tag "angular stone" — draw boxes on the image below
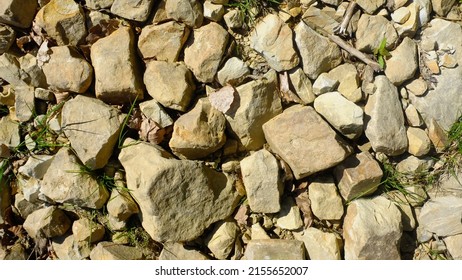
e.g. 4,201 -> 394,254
394,2 -> 419,37
159,242 -> 210,260
241,149 -> 282,213
276,196 -> 303,230
294,21 -> 342,79
107,188 -> 139,221
243,239 -> 305,260
396,155 -> 433,174
415,0 -> 433,25
429,171 -> 462,199
139,100 -> 173,128
18,54 -> 47,88
356,15 -> 398,53
309,175 -> 344,220
41,148 -> 110,209
251,223 -> 270,240
52,234 -> 91,260
86,0 -> 114,9
385,37 -> 418,86
407,127 -> 431,157
391,7 -> 410,24
42,46 -> 93,93
226,70 -> 282,151
428,119 -> 450,152
356,0 -> 386,14
90,242 -> 144,260
14,86 -> 35,122
263,105 -> 351,180
35,0 -> 87,46
444,234 -> 462,260
344,196 -> 402,260
0,53 -> 26,87
405,104 -> 424,127
62,95 -> 122,170
312,73 -> 338,95
223,9 -> 243,29
217,57 -> 250,86
314,91 -> 364,139
91,26 -> 143,104
119,139 -> 239,242
418,196 -> 462,237
184,22 -> 228,83
294,227 -> 342,260
203,1 -> 224,21
288,67 -> 315,105
301,6 -> 339,35
144,60 -> 195,112
0,116 -> 20,148
72,218 -> 105,243
405,78 -> 427,96
364,76 -> 408,156
14,192 -> 43,220
432,0 -> 456,16
166,0 -> 203,28
250,14 -> 299,72
0,24 -> 15,54
23,206 -> 71,239
206,220 -> 238,259
138,21 -> 189,62
328,64 -> 361,103
111,0 -> 155,22
18,155 -> 53,180
0,0 -> 37,28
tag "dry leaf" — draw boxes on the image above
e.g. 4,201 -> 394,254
209,85 -> 237,114
16,36 -> 33,53
86,19 -> 120,44
294,191 -> 314,228
139,118 -> 165,144
279,72 -> 303,104
127,108 -> 142,130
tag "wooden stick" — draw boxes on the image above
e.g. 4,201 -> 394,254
333,1 -> 357,37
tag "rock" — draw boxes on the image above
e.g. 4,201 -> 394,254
415,0 -> 433,25
251,223 -> 270,240
385,191 -> 417,231
62,95 -> 122,170
308,175 -> 344,220
119,139 -> 239,242
86,10 -> 111,29
18,155 -> 53,180
364,76 -> 408,156
250,14 -> 299,72
312,73 -> 338,96
328,64 -> 362,103
159,242 -> 210,260
391,7 -> 410,24
206,220 -> 238,259
407,127 -> 431,157
2,244 -> 27,260
396,155 -> 433,174
343,196 -> 402,259
334,152 -> 383,201
0,116 -> 20,148
288,67 -> 316,104
23,206 -> 71,239
52,234 -> 91,260
355,15 -> 398,53
111,0 -> 155,21
0,0 -> 37,28
276,197 -> 303,230
294,21 -> 342,79
294,227 -> 342,260
0,24 -> 15,54
165,0 -> 203,28
217,57 -> 250,86
42,46 -> 93,93
0,53 -> 26,87
14,86 -> 35,122
356,0 -> 386,14
432,0 -> 456,16
138,21 -> 189,62
107,188 -> 139,221
90,242 -> 144,260
240,149 -> 282,213
184,22 -> 228,83
394,2 -> 419,37
243,239 -> 305,260
35,0 -> 87,46
40,148 -> 110,209
301,6 -> 339,35
428,119 -> 450,153
226,70 -> 282,151
405,104 -> 424,127
203,1 -> 224,21
144,60 -> 195,112
18,54 -> 47,88
405,78 -> 427,96
72,218 -> 105,243
321,0 -> 342,5
223,9 -> 243,29
86,0 -> 114,9
418,196 -> 462,236
14,192 -> 44,220
139,100 -> 173,128
263,105 -> 351,180
91,26 -> 143,104
444,234 -> 462,260
169,98 -> 226,159
313,91 -> 364,139
385,38 -> 418,86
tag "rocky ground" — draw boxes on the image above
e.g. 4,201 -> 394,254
1,0 -> 462,260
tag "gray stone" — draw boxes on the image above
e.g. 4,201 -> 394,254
263,105 -> 352,180
0,24 -> 15,54
86,0 -> 114,9
385,37 -> 418,86
432,0 -> 456,16
14,86 -> 35,122
184,22 -> 228,83
23,206 -> 71,239
166,0 -> 203,28
312,73 -> 338,95
91,26 -> 144,104
18,54 -> 47,88
406,127 -> 431,157
42,46 -> 93,93
344,196 -> 402,259
0,116 -> 20,148
226,70 -> 282,151
384,191 -> 417,231
288,67 -> 316,105
139,100 -> 173,128
356,0 -> 386,14
217,57 -> 250,86
34,88 -> 54,101
321,0 -> 342,5
144,60 -> 195,112
13,192 -> 44,220
364,76 -> 408,156
308,175 -> 344,220
418,196 -> 462,237
18,155 -> 53,180
52,234 -> 91,260
241,149 -> 282,213
396,155 -> 434,174
0,0 -> 37,28
444,234 -> 462,260
90,242 -> 144,260
138,21 -> 189,62
111,0 -> 155,22
0,53 -> 27,87
159,242 -> 210,260
206,220 -> 238,259
276,196 -> 304,230
107,188 -> 139,221
72,218 -> 105,243
301,6 -> 339,35
294,227 -> 342,260
203,1 -> 224,21
355,15 -> 398,53
119,139 -> 239,242
328,64 -> 362,103
314,91 -> 364,139
62,95 -> 122,170
415,0 -> 433,25
243,239 -> 305,260
41,148 -> 110,209
223,9 -> 243,29
294,21 -> 342,79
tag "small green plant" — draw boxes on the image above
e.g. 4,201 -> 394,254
373,38 -> 390,70
448,114 -> 462,155
227,0 -> 281,28
117,97 -> 138,149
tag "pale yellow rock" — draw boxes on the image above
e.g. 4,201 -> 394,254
72,218 -> 105,243
407,127 -> 431,157
90,242 -> 144,260
428,118 -> 450,153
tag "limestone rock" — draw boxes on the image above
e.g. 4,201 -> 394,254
396,155 -> 433,174
119,139 -> 239,242
394,2 -> 419,37
23,206 -> 71,239
364,76 -> 408,156
263,105 -> 351,180
356,0 -> 386,14
0,0 -> 37,28
444,234 -> 462,260
294,21 -> 342,79
72,218 -> 105,243
217,57 -> 250,86
107,188 -> 139,221
144,60 -> 195,112
301,6 -> 339,34
223,9 -> 243,29
391,7 -> 410,24
309,175 -> 344,220
159,242 -> 210,260
203,1 -> 224,21
312,73 -> 338,96
288,67 -> 316,104
111,0 -> 155,22
416,0 -> 433,25
405,104 -> 424,127
294,227 -> 342,260
407,127 -> 431,157
139,100 -> 173,128
35,0 -> 87,46
184,22 -> 228,83
206,221 -> 238,259
328,64 -> 362,103
40,148 -> 110,209
356,15 -> 398,53
243,239 -> 305,260
314,91 -> 364,139
0,53 -> 26,87
42,46 -> 93,93
91,26 -> 143,104
250,14 -> 299,72
166,0 -> 203,28
169,98 -> 226,159
432,0 -> 456,16
0,24 -> 15,54
90,242 -> 144,260
138,21 -> 189,62
418,196 -> 462,237
385,37 -> 418,86
18,155 -> 53,180
0,116 -> 20,148
428,119 -> 450,153
86,0 -> 114,9
226,70 -> 282,151
18,54 -> 46,88
62,95 -> 122,170
276,197 -> 303,230
52,234 -> 91,260
241,149 -> 282,213
14,86 -> 35,122
251,223 -> 270,240
405,78 -> 427,96
344,196 -> 402,260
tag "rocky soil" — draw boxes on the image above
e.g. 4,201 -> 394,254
1,0 -> 462,260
